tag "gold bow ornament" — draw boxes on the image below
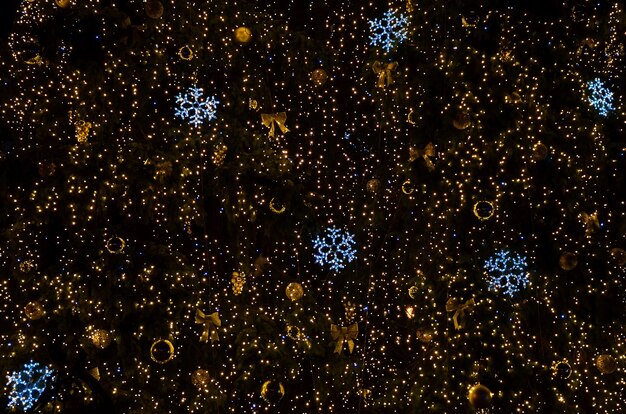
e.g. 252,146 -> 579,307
446,297 -> 475,330
195,309 -> 221,343
331,323 -> 358,354
409,142 -> 436,171
261,112 -> 290,139
580,211 -> 599,236
372,61 -> 398,88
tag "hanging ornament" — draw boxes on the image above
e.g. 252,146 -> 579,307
88,367 -> 100,381
234,27 -> 253,44
446,297 -> 475,330
416,329 -> 433,343
55,0 -> 71,8
286,325 -> 301,340
311,68 -> 328,86
145,1 -> 164,19
596,354 -> 617,374
269,198 -> 286,214
212,143 -> 228,166
532,142 -> 549,161
19,260 -> 36,273
261,112 -> 289,139
261,380 -> 285,403
24,301 -> 44,320
461,12 -> 479,28
192,369 -> 211,390
401,179 -> 414,195
408,285 -> 419,299
91,329 -> 112,349
344,301 -> 357,323
150,339 -> 175,363
610,247 -> 626,265
372,61 -> 398,88
552,359 -> 572,379
330,323 -> 358,354
285,282 -> 304,302
231,271 -> 246,295
473,200 -> 494,221
75,119 -> 92,143
580,212 -> 599,236
106,236 -> 126,254
559,252 -> 578,271
366,178 -> 380,194
249,98 -> 259,111
452,111 -> 471,130
178,46 -> 193,61
195,309 -> 221,343
409,142 -> 436,171
468,384 -> 492,408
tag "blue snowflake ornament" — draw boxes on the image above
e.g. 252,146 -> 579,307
313,226 -> 356,271
175,86 -> 219,126
369,10 -> 409,52
484,250 -> 529,296
6,361 -> 55,411
587,78 -> 614,117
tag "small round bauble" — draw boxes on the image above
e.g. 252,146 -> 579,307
473,200 -> 494,221
151,339 -> 175,364
91,329 -> 112,349
145,1 -> 164,19
559,252 -> 578,271
366,178 -> 380,194
610,247 -> 626,266
234,27 -> 253,44
192,369 -> 211,389
452,111 -> 471,130
261,380 -> 284,403
311,68 -> 328,85
285,282 -> 304,302
596,354 -> 617,374
552,360 -> 572,379
468,384 -> 492,409
532,142 -> 549,161
55,0 -> 71,8
24,301 -> 44,320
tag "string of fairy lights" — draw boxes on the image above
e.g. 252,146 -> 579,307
1,0 -> 624,413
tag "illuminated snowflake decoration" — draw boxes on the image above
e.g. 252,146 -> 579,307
175,86 -> 219,126
484,250 -> 529,296
369,10 -> 409,52
587,78 -> 614,117
313,226 -> 356,271
6,361 -> 55,411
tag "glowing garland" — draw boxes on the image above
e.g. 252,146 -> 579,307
368,9 -> 409,53
484,250 -> 529,296
312,226 -> 356,272
175,86 -> 220,126
6,361 -> 55,411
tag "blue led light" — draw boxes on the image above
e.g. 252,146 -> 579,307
6,361 -> 55,411
369,10 -> 409,52
312,226 -> 356,271
484,250 -> 529,296
174,86 -> 219,126
587,78 -> 614,117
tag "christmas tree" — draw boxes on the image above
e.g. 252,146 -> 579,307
0,0 -> 624,413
